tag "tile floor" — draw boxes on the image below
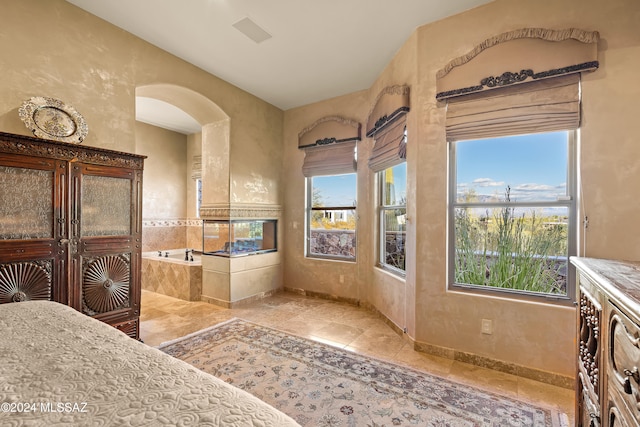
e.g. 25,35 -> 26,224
140,289 -> 575,424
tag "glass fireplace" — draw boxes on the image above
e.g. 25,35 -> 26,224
202,219 -> 277,257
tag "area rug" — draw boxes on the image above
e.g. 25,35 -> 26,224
158,318 -> 567,427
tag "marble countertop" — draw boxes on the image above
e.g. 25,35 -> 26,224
571,257 -> 640,323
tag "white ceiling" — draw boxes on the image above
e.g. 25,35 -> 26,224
66,0 -> 492,134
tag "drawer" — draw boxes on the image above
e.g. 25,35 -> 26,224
608,306 -> 640,424
608,387 -> 638,427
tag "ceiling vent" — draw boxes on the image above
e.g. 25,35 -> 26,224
232,17 -> 272,44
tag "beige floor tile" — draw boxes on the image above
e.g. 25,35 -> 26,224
517,377 -> 575,425
309,321 -> 365,346
446,360 -> 520,398
345,324 -> 405,361
139,289 -> 575,421
392,342 -> 455,377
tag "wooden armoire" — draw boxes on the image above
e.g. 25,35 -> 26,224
0,131 -> 145,339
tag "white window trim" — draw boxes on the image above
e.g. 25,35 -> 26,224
305,175 -> 357,262
376,165 -> 407,277
447,131 -> 577,304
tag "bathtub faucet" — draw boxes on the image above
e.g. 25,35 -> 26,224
157,251 -> 162,257
184,248 -> 193,261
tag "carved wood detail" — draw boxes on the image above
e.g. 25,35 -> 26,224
82,254 -> 131,315
580,291 -> 601,396
0,260 -> 53,303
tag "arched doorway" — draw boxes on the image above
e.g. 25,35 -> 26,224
135,84 -> 230,251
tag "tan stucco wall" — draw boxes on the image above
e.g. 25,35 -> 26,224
283,0 -> 640,378
0,0 -> 283,212
136,122 -> 188,219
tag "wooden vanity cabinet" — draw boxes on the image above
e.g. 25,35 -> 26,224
572,257 -> 640,427
0,131 -> 145,339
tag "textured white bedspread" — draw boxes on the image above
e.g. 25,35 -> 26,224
0,301 -> 300,426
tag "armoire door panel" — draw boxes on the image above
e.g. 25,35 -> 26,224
0,152 -> 68,305
70,161 -> 141,329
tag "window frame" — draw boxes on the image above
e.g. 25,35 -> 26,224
195,178 -> 202,218
447,130 -> 577,304
305,173 -> 357,262
377,163 -> 407,277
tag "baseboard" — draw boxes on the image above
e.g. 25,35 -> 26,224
201,289 -> 280,309
282,287 -> 574,389
413,340 -> 574,389
284,286 -> 360,307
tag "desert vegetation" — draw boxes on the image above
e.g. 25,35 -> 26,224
454,187 -> 568,294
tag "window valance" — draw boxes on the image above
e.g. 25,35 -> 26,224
298,116 -> 360,177
436,28 -> 599,101
298,116 -> 361,149
365,85 -> 410,138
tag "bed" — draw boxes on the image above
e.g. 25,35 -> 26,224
0,301 -> 300,426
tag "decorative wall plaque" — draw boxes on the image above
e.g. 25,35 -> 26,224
18,96 -> 88,144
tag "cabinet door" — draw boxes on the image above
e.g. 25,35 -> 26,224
69,162 -> 141,336
0,153 -> 68,304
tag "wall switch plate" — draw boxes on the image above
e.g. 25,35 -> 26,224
481,319 -> 493,335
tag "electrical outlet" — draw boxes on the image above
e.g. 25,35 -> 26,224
339,275 -> 344,283
481,319 -> 493,335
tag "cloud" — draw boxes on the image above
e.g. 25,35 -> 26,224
512,183 -> 556,192
458,179 -> 568,203
471,178 -> 505,187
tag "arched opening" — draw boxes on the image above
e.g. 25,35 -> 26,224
134,84 -> 230,253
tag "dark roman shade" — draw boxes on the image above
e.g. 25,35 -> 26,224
298,116 -> 361,177
436,28 -> 599,141
366,85 -> 410,172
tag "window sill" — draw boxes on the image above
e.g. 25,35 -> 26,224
375,265 -> 406,281
448,283 -> 574,306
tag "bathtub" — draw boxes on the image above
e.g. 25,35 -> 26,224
141,249 -> 202,301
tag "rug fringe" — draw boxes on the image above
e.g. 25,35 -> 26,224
156,317 -> 241,350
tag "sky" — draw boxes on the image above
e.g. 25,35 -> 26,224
312,131 -> 567,209
313,173 -> 358,207
455,131 -> 569,204
313,163 -> 407,207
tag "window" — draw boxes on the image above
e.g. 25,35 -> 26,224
307,173 -> 356,260
378,162 -> 406,274
449,131 -> 576,301
196,178 -> 202,218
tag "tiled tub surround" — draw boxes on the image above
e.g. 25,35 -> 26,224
141,219 -> 202,253
141,249 -> 202,301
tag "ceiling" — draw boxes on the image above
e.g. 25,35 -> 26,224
66,0 -> 492,134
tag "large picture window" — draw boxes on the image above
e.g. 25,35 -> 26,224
307,173 -> 357,260
449,131 -> 576,301
378,162 -> 406,274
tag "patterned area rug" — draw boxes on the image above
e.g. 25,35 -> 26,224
159,318 -> 567,427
